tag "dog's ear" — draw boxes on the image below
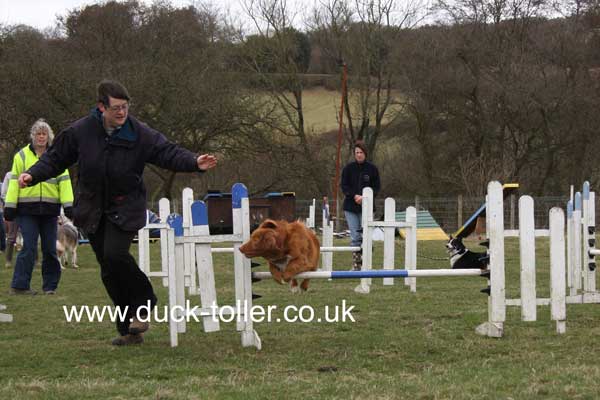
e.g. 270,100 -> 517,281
260,219 -> 278,230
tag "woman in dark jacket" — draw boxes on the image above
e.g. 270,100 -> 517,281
19,80 -> 217,346
340,140 -> 381,270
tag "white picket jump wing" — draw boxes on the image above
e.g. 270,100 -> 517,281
321,199 -> 333,271
182,188 -> 197,295
405,206 -> 417,292
519,196 -> 536,321
159,198 -> 171,287
383,198 -> 396,286
355,187 -> 373,294
167,228 -> 178,347
550,207 -> 567,334
191,202 -> 220,333
585,189 -> 596,292
573,193 -> 582,292
567,200 -> 574,296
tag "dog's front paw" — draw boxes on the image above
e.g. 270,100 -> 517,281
290,286 -> 301,294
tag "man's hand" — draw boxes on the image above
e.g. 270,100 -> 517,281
197,154 -> 217,171
354,194 -> 362,205
18,173 -> 32,188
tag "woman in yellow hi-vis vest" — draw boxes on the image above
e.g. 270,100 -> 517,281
4,119 -> 74,295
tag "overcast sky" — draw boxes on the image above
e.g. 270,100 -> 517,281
0,0 -> 313,31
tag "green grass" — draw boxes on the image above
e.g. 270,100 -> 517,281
289,87 -> 404,134
0,237 -> 599,399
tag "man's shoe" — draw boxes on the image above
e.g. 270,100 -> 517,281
111,333 -> 144,346
44,290 -> 56,295
129,317 -> 150,334
8,288 -> 37,296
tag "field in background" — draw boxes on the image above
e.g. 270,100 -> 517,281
1,237 -> 599,399
289,87 -> 403,134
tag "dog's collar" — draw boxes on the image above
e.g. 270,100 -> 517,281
450,248 -> 466,257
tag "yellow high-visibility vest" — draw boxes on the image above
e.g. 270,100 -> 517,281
4,144 -> 73,210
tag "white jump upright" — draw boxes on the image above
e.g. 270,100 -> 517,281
403,206 -> 417,292
138,199 -> 172,287
476,181 -> 506,337
200,189 -> 418,292
550,207 -> 567,334
190,201 -> 220,334
306,199 -> 316,230
139,188 -> 211,295
354,188 -> 374,294
138,211 -> 151,275
231,184 -> 261,348
163,183 -> 261,349
320,197 -> 334,271
154,179 -> 600,348
354,188 -> 418,294
582,182 -> 596,293
476,181 -> 570,338
567,181 -> 600,303
316,190 -> 417,293
166,214 -> 186,334
182,188 -> 198,296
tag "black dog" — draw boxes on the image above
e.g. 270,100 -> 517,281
445,236 -> 489,270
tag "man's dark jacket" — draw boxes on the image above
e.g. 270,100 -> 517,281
341,161 -> 381,214
27,110 -> 201,234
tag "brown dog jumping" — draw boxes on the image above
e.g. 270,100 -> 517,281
239,219 -> 320,292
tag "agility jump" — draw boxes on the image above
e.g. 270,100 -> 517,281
138,184 -> 419,295
138,183 -> 491,348
137,179 -> 600,348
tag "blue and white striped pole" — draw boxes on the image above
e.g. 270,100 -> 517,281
252,269 -> 487,281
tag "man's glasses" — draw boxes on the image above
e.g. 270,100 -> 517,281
107,103 -> 129,112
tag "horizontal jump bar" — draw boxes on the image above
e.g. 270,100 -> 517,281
366,221 -> 414,228
503,229 -> 550,237
209,246 -> 362,253
320,246 -> 361,252
252,269 -> 486,280
175,234 -> 243,244
211,248 -> 235,253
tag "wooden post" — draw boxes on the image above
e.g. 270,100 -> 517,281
457,194 -> 463,232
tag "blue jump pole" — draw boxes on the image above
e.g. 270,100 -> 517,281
252,269 -> 487,280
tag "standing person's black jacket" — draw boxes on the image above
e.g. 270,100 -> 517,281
341,161 -> 381,213
26,109 -> 202,234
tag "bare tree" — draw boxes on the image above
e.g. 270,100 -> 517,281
311,0 -> 427,160
237,0 -> 331,196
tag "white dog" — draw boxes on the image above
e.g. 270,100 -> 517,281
57,215 -> 79,269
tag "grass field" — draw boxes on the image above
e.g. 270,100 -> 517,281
291,87 -> 403,134
1,237 -> 600,399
